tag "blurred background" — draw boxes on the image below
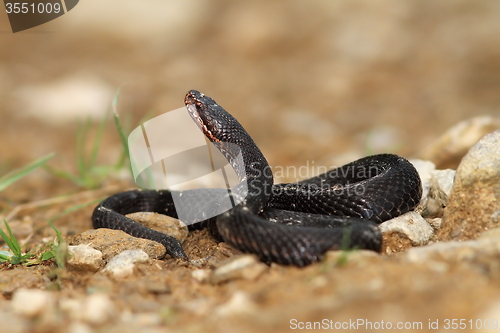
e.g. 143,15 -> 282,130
1,0 -> 499,183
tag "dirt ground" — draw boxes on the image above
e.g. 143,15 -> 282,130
1,1 -> 500,332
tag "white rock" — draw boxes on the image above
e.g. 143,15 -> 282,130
67,245 -> 104,272
409,159 -> 455,219
419,116 -> 500,168
454,129 -> 500,188
191,269 -> 212,283
441,130 -> 500,236
81,294 -> 116,325
431,169 -> 455,198
379,211 -> 434,246
211,255 -> 268,284
102,249 -> 149,278
427,218 -> 442,229
215,291 -> 257,317
12,288 -> 55,318
59,298 -> 83,320
404,238 -> 500,264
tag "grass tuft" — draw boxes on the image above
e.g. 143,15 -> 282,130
0,219 -> 34,264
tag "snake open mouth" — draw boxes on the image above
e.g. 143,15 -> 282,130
185,99 -> 220,143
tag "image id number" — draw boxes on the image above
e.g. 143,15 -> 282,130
5,2 -> 62,14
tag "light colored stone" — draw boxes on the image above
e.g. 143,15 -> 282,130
439,130 -> 500,240
81,293 -> 116,325
422,169 -> 455,218
411,159 -> 455,219
126,212 -> 189,243
102,250 -> 149,278
379,211 -> 434,246
215,291 -> 258,317
453,130 -> 500,187
210,255 -> 268,284
427,218 -> 442,229
59,298 -> 84,321
431,169 -> 455,198
11,288 -> 55,318
191,269 -> 212,283
67,245 -> 104,272
70,229 -> 166,260
419,116 -> 500,169
403,238 -> 500,264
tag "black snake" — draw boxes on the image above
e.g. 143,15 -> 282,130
92,90 -> 422,266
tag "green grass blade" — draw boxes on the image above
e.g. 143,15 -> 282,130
1,219 -> 21,257
40,251 -> 55,261
89,112 -> 109,172
0,153 -> 55,193
112,88 -> 132,175
0,220 -> 21,256
3,220 -> 20,255
46,220 -> 63,244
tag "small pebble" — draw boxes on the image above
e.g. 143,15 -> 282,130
427,218 -> 442,229
379,211 -> 434,246
102,250 -> 149,278
12,288 -> 55,318
215,291 -> 257,317
210,255 -> 268,284
67,245 -> 104,272
81,293 -> 116,325
431,169 -> 455,198
191,269 -> 212,283
59,298 -> 83,320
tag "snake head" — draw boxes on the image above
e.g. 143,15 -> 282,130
184,90 -> 231,143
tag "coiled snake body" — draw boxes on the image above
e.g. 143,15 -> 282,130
92,90 -> 422,266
